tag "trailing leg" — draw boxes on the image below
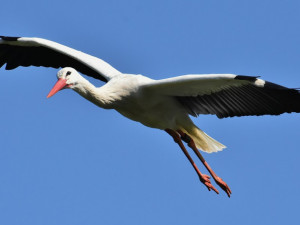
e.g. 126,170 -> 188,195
177,130 -> 232,197
165,129 -> 219,194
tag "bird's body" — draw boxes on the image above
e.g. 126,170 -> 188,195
67,69 -> 225,152
1,36 -> 300,197
93,74 -> 185,129
70,72 -> 169,128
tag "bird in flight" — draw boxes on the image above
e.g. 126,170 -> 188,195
1,36 -> 299,197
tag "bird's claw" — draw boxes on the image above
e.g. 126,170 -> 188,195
214,176 -> 232,198
199,174 -> 219,194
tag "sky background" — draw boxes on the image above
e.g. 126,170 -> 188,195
1,0 -> 300,224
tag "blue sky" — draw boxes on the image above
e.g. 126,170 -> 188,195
1,0 -> 299,224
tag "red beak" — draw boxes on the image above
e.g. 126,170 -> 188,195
47,78 -> 67,98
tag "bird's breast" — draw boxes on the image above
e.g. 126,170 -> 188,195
114,93 -> 183,130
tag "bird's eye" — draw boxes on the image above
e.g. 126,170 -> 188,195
66,71 -> 72,76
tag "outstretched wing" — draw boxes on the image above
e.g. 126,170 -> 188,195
0,36 -> 121,82
141,74 -> 300,118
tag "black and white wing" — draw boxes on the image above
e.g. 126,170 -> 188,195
142,74 -> 300,118
0,36 -> 121,82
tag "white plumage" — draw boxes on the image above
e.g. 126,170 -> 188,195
1,36 -> 300,197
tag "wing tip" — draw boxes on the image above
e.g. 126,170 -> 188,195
0,36 -> 21,41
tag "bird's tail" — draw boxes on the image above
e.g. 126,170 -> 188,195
182,125 -> 226,153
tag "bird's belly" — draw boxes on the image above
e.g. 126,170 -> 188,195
115,96 -> 181,130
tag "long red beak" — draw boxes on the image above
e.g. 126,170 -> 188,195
47,78 -> 67,98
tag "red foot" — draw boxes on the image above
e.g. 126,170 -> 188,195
214,176 -> 232,198
199,174 -> 219,194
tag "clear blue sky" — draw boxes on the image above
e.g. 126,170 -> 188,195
1,0 -> 299,224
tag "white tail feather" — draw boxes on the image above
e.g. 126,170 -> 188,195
183,126 -> 226,153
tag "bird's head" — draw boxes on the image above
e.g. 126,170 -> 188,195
47,67 -> 83,98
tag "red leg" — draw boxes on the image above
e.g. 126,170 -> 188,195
165,129 -> 219,194
177,130 -> 232,197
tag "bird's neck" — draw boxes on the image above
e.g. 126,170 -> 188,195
72,80 -> 112,109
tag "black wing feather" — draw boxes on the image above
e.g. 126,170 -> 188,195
176,76 -> 300,118
0,38 -> 107,82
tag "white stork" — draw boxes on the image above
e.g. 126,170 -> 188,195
1,36 -> 299,197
